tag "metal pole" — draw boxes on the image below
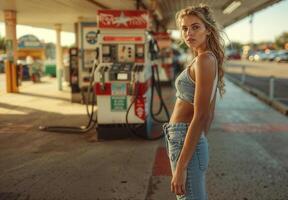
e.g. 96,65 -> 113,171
269,76 -> 275,100
55,24 -> 63,91
249,14 -> 254,47
241,65 -> 246,84
4,10 -> 18,93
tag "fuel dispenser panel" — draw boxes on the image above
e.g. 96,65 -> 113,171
118,44 -> 135,63
135,44 -> 145,63
102,44 -> 117,63
101,44 -> 141,64
109,63 -> 133,81
95,63 -> 145,85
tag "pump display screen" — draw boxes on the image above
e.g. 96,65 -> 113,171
109,63 -> 132,81
117,73 -> 128,80
102,45 -> 110,54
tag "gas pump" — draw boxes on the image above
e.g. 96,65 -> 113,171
76,22 -> 99,103
94,10 -> 169,139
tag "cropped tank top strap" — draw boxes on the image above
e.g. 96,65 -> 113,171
195,51 -> 218,103
199,51 -> 218,103
210,66 -> 218,103
205,51 -> 218,103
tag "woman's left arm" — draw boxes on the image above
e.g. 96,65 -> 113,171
171,53 -> 216,195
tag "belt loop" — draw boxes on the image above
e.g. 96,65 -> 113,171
162,123 -> 169,140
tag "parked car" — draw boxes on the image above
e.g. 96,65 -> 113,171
250,51 -> 268,62
225,49 -> 241,60
267,50 -> 280,61
261,51 -> 272,61
274,51 -> 288,62
226,51 -> 241,60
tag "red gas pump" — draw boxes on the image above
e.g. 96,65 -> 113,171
39,10 -> 169,140
94,10 -> 169,139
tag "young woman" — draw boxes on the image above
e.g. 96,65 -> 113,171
163,4 -> 225,200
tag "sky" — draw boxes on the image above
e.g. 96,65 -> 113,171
224,0 -> 288,44
0,0 -> 288,46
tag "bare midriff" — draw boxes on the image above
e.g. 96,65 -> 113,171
169,98 -> 215,136
169,98 -> 194,123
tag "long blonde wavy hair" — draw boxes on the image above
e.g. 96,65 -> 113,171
176,4 -> 225,97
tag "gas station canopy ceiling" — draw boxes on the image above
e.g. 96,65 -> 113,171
0,0 -> 283,32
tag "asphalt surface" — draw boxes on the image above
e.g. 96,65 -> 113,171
0,75 -> 288,200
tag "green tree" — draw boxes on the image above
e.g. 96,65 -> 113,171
275,32 -> 288,49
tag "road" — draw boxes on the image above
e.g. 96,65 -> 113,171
226,60 -> 288,78
225,60 -> 288,106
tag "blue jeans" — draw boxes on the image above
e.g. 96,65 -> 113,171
163,123 -> 209,200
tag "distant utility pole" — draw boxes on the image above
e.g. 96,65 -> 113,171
249,14 -> 254,49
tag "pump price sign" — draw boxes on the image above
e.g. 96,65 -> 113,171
111,96 -> 127,111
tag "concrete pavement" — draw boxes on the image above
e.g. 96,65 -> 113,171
0,76 -> 288,200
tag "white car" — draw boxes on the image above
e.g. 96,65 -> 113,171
253,51 -> 268,62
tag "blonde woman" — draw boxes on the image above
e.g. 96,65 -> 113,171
163,4 -> 225,200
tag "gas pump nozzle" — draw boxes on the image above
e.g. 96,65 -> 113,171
95,47 -> 99,61
129,65 -> 137,95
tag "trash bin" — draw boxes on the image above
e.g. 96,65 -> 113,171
44,64 -> 56,77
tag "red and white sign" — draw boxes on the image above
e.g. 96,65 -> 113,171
103,36 -> 144,42
98,10 -> 148,29
134,97 -> 146,120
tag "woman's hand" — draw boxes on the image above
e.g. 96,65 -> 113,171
171,167 -> 187,195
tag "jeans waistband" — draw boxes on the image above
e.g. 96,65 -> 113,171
163,122 -> 205,137
163,122 -> 189,129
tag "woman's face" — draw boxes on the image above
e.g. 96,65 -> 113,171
180,15 -> 209,51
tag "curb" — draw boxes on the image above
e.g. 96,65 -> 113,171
226,74 -> 288,116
